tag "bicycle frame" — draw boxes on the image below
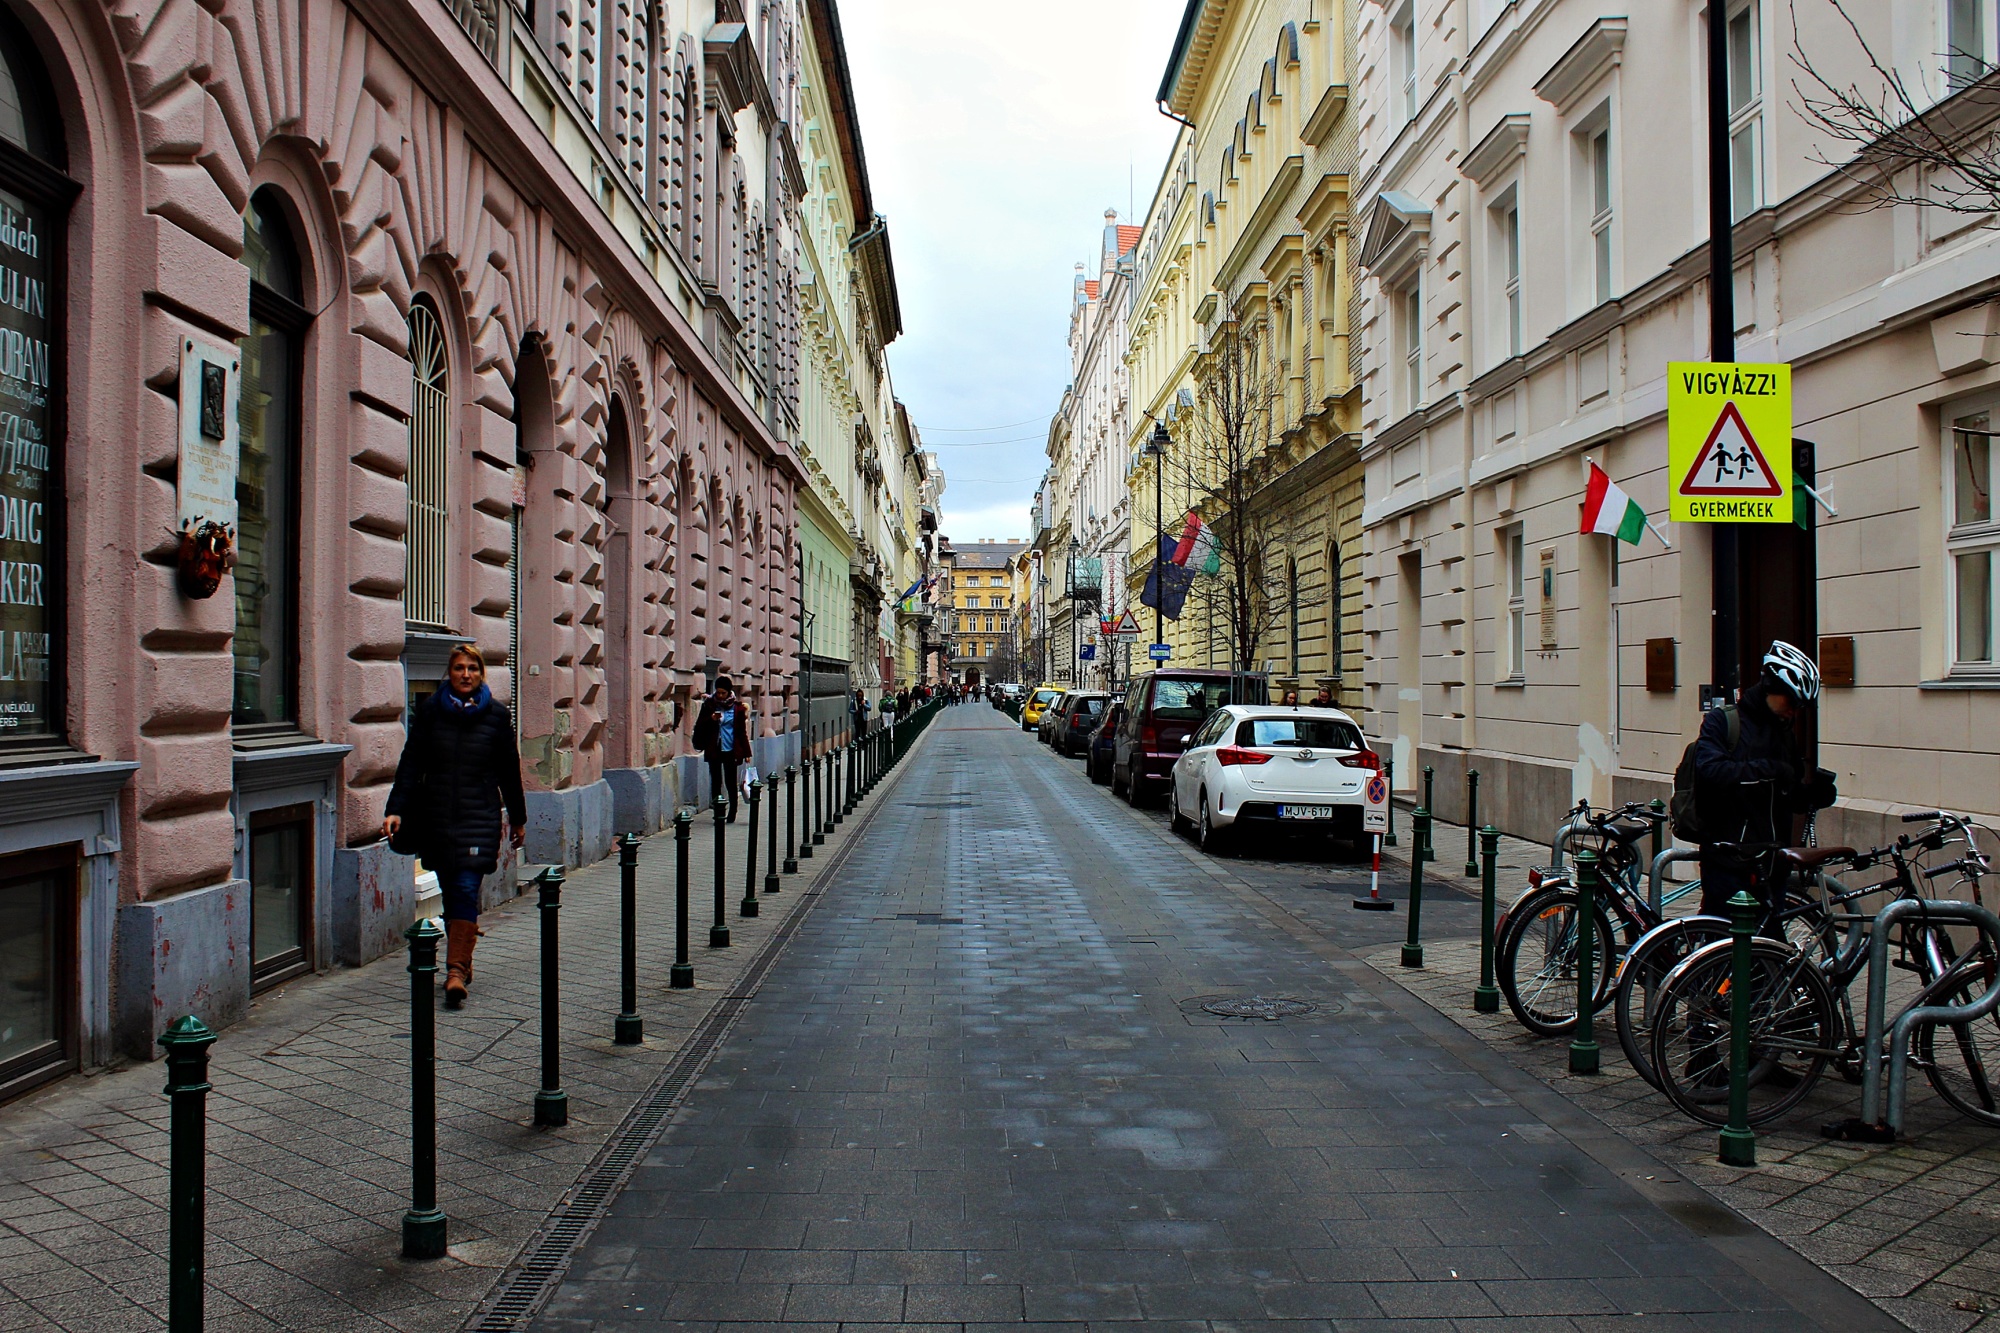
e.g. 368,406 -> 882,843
1860,897 -> 2000,1135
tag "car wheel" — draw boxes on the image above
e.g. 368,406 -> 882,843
1090,755 -> 1108,786
1198,792 -> 1231,856
1169,785 -> 1193,835
1125,766 -> 1145,807
1110,760 -> 1128,796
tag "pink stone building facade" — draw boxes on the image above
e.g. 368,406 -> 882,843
0,0 -> 812,1098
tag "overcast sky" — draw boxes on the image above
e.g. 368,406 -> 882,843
837,0 -> 1183,546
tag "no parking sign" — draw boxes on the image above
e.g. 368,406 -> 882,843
1363,772 -> 1388,833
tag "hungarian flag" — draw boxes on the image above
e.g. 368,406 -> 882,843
1579,461 -> 1664,547
1171,512 -> 1222,573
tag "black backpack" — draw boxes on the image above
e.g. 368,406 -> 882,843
1669,705 -> 1739,843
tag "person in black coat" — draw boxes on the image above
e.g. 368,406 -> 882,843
691,676 -> 754,821
383,644 -> 527,1008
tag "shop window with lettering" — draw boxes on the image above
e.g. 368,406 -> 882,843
0,18 -> 72,750
235,191 -> 308,730
0,846 -> 76,1099
1948,406 -> 2000,671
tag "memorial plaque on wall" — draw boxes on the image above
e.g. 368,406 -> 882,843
0,186 -> 56,738
1820,635 -> 1856,688
178,337 -> 240,534
1645,638 -> 1677,692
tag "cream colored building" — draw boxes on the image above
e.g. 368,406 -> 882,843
1352,0 -> 2000,845
1120,0 -> 1365,699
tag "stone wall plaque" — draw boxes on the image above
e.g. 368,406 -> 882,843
1820,635 -> 1855,687
1645,637 -> 1677,691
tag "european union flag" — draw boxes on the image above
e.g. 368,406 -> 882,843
1139,535 -> 1195,620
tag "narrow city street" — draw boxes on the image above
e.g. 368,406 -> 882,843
528,709 -> 1895,1332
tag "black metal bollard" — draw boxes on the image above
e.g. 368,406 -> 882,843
1402,810 -> 1430,968
1570,849 -> 1602,1076
809,750 -> 824,849
670,809 -> 694,988
1421,765 -> 1436,862
741,780 -> 762,917
832,742 -> 846,826
783,765 -> 800,874
1718,888 -> 1759,1165
710,790 -> 731,947
402,920 -> 448,1258
160,1014 -> 216,1332
847,740 -> 859,812
615,834 -> 642,1045
1383,759 -> 1398,848
1474,827 -> 1501,1014
534,867 -> 568,1127
764,772 -> 782,894
1464,769 -> 1482,877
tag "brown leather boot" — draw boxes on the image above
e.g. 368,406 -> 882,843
444,919 -> 477,1009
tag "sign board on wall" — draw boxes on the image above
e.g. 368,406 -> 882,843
1538,548 -> 1557,651
178,337 -> 240,535
1667,361 -> 1792,523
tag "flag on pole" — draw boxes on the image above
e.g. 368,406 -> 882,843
1170,512 -> 1222,574
1579,460 -> 1669,548
1141,535 -> 1196,619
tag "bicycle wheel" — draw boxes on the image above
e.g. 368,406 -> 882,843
1915,936 -> 2000,1126
1648,938 -> 1840,1127
1615,915 -> 1731,1088
1495,885 -> 1617,1038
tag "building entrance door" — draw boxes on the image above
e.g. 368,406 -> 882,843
1734,441 -> 1819,765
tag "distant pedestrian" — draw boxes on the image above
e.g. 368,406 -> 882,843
851,688 -> 870,737
898,688 -> 912,715
383,643 -> 527,1010
693,677 -> 753,822
1281,689 -> 1300,706
1310,685 -> 1333,707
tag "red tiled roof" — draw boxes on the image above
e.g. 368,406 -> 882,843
1084,280 -> 1100,299
1117,224 -> 1142,255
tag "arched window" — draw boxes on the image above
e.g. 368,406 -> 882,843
0,14 -> 71,751
234,190 -> 307,729
405,299 -> 451,628
1327,540 -> 1344,680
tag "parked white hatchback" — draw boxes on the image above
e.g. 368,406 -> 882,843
1168,705 -> 1379,855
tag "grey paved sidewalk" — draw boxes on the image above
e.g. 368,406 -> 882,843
0,761 -> 900,1333
527,707 -> 1896,1331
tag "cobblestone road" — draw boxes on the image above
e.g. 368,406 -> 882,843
528,707 -> 1898,1332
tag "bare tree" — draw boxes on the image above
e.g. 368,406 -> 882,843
1790,0 -> 2000,217
1152,306 -> 1293,676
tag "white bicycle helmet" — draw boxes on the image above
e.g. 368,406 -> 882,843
1761,639 -> 1821,704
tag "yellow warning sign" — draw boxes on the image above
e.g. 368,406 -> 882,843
1667,362 -> 1791,523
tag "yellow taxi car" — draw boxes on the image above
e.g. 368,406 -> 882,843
1020,685 -> 1063,734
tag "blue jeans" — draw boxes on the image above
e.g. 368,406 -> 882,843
442,867 -> 484,923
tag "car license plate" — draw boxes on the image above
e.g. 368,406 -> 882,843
1278,805 -> 1334,820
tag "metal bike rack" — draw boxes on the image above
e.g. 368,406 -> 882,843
1859,897 -> 2000,1136
1549,815 -> 1587,871
1648,847 -> 1701,917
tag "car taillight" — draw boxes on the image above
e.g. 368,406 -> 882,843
1216,747 -> 1273,766
1139,721 -> 1159,749
1338,750 -> 1381,770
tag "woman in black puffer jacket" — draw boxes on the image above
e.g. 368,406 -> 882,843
384,643 -> 527,1008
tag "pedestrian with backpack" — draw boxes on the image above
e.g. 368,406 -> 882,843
1672,640 -> 1828,926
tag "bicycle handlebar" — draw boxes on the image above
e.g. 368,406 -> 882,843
1902,810 -> 1942,822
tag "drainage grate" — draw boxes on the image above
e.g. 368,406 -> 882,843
464,780 -> 893,1329
1197,995 -> 1319,1021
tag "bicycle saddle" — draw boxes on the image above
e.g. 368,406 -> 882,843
1779,846 -> 1856,870
1598,816 -> 1655,844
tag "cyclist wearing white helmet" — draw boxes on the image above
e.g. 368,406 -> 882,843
1690,639 -> 1826,921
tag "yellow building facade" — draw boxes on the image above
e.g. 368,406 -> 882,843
1124,0 -> 1364,705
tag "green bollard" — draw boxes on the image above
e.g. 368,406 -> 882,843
1649,796 -> 1667,866
670,809 -> 694,988
710,790 -> 730,948
1464,769 -> 1481,877
1475,826 -> 1501,1013
1569,849 -> 1602,1075
160,1014 -> 216,1332
741,780 -> 761,918
1402,810 -> 1430,968
615,834 -> 642,1045
1383,759 -> 1398,848
1718,888 -> 1760,1166
1421,765 -> 1436,862
534,867 -> 569,1127
402,920 -> 448,1257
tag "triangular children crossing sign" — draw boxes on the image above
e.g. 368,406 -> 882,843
1667,362 -> 1792,523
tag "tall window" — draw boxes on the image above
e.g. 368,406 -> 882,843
235,191 -> 306,729
1288,558 -> 1300,676
1500,197 -> 1523,356
1391,4 -> 1417,124
1949,0 -> 1993,91
1588,126 -> 1614,302
0,20 -> 68,750
1400,279 -> 1423,414
1949,408 -> 1998,668
1327,541 -> 1345,679
1505,526 -> 1527,679
1727,1 -> 1762,221
405,300 -> 451,628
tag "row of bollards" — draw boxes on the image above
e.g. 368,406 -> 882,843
149,698 -> 950,1329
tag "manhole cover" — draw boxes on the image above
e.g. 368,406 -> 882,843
1198,995 -> 1317,1021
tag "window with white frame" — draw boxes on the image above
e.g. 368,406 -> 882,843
1490,189 -> 1523,360
1505,526 -> 1527,679
1391,3 -> 1417,125
1948,405 -> 1999,669
405,298 -> 451,629
1947,0 -> 1994,93
1398,277 -> 1423,415
1727,0 -> 1762,220
1588,124 -> 1614,303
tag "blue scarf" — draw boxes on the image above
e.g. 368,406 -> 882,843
441,682 -> 492,713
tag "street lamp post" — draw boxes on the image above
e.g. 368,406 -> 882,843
1067,537 -> 1080,687
1145,423 -> 1167,651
